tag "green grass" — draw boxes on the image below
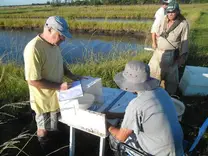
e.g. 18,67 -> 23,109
0,51 -> 151,119
0,63 -> 28,105
0,63 -> 29,120
0,18 -> 152,33
0,4 -> 206,33
187,11 -> 208,66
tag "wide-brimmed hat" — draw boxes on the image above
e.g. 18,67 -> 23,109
45,16 -> 72,38
114,61 -> 159,92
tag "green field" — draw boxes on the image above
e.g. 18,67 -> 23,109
0,4 -> 207,33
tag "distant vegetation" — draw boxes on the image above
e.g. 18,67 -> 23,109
0,4 -> 207,34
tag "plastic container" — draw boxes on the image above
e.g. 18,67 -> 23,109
81,77 -> 104,104
171,97 -> 185,121
77,93 -> 95,110
179,66 -> 208,96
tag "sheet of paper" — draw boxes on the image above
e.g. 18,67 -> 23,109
58,81 -> 83,101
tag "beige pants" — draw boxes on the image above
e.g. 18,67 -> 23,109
148,49 -> 179,95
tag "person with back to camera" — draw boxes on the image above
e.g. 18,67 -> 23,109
23,16 -> 84,154
105,60 -> 184,156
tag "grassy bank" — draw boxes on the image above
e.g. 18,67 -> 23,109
0,4 -> 207,33
0,4 -> 207,19
187,11 -> 208,66
0,18 -> 152,34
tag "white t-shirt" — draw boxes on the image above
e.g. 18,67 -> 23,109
151,7 -> 166,33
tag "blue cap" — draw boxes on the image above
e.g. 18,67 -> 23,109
45,16 -> 72,38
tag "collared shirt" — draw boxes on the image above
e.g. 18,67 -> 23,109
24,35 -> 64,114
157,16 -> 189,55
121,87 -> 184,155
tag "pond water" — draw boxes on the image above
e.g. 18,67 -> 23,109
0,29 -> 150,64
75,18 -> 153,23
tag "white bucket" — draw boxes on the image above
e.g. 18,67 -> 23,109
171,98 -> 185,121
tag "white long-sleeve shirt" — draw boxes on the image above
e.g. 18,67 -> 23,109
151,7 -> 166,34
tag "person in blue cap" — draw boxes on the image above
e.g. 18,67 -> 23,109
149,2 -> 189,95
23,16 -> 83,153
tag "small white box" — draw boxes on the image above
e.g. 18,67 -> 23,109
179,66 -> 208,96
81,77 -> 104,104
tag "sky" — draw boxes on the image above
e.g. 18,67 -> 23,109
1,0 -> 48,6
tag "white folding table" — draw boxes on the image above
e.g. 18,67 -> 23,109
59,87 -> 136,156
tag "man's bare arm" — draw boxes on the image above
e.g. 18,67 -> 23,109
28,79 -> 70,90
109,126 -> 133,142
152,33 -> 157,49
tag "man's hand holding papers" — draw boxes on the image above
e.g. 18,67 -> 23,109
58,81 -> 83,101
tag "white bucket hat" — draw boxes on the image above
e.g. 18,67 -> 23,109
114,61 -> 159,92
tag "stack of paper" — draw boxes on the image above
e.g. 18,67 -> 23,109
58,81 -> 83,101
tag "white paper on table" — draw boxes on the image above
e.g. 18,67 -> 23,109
58,81 -> 83,101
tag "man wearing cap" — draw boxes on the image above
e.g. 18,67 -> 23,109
149,2 -> 189,95
23,16 -> 82,152
151,0 -> 173,49
105,61 -> 184,155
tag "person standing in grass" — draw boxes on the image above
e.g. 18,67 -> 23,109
149,2 -> 189,95
151,0 -> 173,49
105,61 -> 184,156
23,16 -> 82,153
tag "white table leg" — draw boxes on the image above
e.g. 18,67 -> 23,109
99,137 -> 106,156
69,127 -> 75,156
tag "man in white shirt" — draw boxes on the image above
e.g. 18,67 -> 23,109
151,0 -> 173,49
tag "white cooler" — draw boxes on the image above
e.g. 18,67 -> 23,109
58,77 -> 103,120
179,66 -> 208,96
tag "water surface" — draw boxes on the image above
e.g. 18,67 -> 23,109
0,29 -> 149,64
75,18 -> 153,23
